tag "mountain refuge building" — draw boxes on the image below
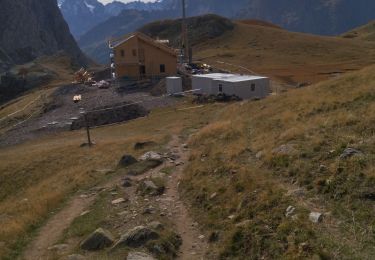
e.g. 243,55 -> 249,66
192,73 -> 270,100
109,32 -> 177,80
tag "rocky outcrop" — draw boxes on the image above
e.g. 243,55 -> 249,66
113,226 -> 159,249
80,228 -> 114,251
0,0 -> 88,67
119,155 -> 138,167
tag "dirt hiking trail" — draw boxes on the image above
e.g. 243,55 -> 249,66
22,135 -> 207,260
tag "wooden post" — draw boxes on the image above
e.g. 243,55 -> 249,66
84,113 -> 92,147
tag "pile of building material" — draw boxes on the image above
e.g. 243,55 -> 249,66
93,80 -> 110,89
73,68 -> 112,89
73,68 -> 94,85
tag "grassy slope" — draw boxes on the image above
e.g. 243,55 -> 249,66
0,102 -> 222,259
0,65 -> 374,258
181,65 -> 375,258
342,21 -> 375,42
194,22 -> 375,85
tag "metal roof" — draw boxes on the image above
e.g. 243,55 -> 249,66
193,73 -> 268,82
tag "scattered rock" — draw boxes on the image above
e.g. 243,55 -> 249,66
209,192 -> 218,200
285,206 -> 296,218
119,155 -> 138,167
113,226 -> 159,249
80,228 -> 114,251
80,142 -> 96,148
111,198 -> 127,205
309,212 -> 323,223
151,172 -> 166,179
80,210 -> 90,217
340,148 -> 364,159
319,164 -> 328,172
122,177 -> 133,187
65,254 -> 85,260
148,221 -> 164,230
138,180 -> 165,196
127,252 -> 156,260
142,206 -> 155,215
198,235 -> 205,240
182,143 -> 189,149
48,243 -> 69,253
235,220 -> 251,228
118,210 -> 129,216
255,151 -> 263,159
208,231 -> 220,243
287,188 -> 305,198
228,215 -> 236,220
139,151 -> 163,162
272,144 -> 296,155
175,161 -> 184,166
299,242 -> 310,253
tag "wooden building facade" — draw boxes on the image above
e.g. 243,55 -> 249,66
110,32 -> 177,80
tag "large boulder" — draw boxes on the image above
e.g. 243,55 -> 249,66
138,180 -> 165,196
113,226 -> 159,249
119,155 -> 138,167
139,151 -> 163,162
80,228 -> 114,251
340,148 -> 364,159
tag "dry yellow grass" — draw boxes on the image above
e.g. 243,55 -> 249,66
195,22 -> 375,85
0,102 -> 222,259
181,65 -> 375,258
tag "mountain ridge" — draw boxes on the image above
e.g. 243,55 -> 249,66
0,0 -> 88,72
59,0 -> 375,39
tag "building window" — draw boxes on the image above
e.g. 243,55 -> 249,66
251,83 -> 256,91
160,64 -> 166,73
121,50 -> 125,57
132,49 -> 137,56
219,84 -> 223,92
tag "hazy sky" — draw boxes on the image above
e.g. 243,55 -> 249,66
99,0 -> 156,4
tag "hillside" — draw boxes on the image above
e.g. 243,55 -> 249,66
181,64 -> 375,259
0,61 -> 374,259
0,0 -> 88,70
61,0 -> 375,39
342,20 -> 375,41
139,15 -> 235,48
137,16 -> 375,85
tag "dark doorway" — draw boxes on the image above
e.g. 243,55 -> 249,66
140,65 -> 146,75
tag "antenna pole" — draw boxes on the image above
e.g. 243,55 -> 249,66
181,0 -> 189,64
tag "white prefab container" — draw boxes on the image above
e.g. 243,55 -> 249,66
192,73 -> 270,100
192,73 -> 230,94
166,77 -> 182,95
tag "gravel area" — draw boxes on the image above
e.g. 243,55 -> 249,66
0,84 -> 178,147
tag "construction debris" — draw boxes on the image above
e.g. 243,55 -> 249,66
73,95 -> 82,103
93,80 -> 110,89
73,68 -> 94,85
